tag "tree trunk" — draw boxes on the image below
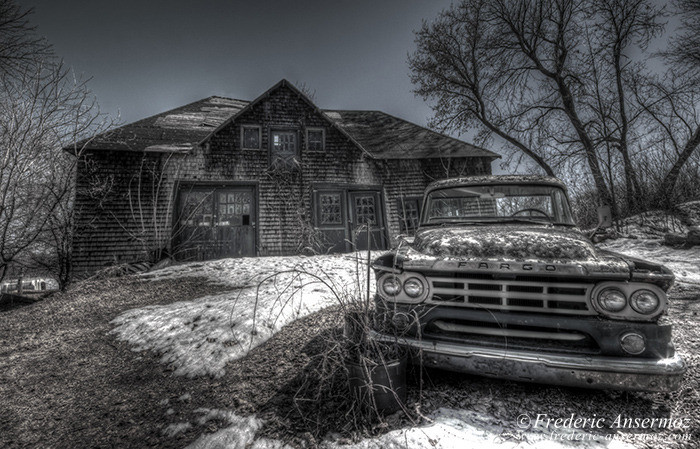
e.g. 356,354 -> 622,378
658,124 -> 700,204
555,77 -> 613,207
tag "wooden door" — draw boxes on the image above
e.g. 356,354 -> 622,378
313,190 -> 348,253
348,191 -> 386,250
173,185 -> 256,261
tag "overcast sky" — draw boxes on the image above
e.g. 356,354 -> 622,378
20,0 -> 456,131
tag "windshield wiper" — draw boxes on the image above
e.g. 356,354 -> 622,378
499,218 -> 553,226
422,220 -> 487,227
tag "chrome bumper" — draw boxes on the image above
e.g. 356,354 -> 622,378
372,332 -> 686,392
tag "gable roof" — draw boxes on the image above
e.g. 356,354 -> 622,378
80,80 -> 499,160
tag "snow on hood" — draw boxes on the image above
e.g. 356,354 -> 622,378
413,225 -> 598,262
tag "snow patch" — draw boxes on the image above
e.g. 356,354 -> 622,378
321,408 -> 634,449
163,422 -> 191,437
183,408 -> 634,449
111,253 -> 375,378
186,409 -> 292,449
598,238 -> 700,285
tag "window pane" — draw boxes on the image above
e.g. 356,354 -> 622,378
308,130 -> 324,151
398,198 -> 421,234
271,131 -> 297,166
354,195 -> 377,225
243,127 -> 260,149
320,193 -> 342,224
180,190 -> 213,226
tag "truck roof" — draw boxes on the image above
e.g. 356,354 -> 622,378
426,175 -> 568,192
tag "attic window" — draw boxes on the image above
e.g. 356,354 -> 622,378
306,128 -> 325,151
241,125 -> 261,149
271,130 -> 298,168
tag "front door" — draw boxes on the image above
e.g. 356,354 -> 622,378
348,191 -> 386,250
173,185 -> 256,261
314,188 -> 387,252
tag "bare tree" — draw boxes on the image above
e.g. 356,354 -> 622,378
641,0 -> 700,204
409,0 -> 674,216
0,0 -> 51,76
665,0 -> 700,79
0,1 -> 110,287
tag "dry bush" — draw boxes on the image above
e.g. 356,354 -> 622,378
241,252 -> 419,442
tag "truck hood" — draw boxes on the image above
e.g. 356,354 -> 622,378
413,225 -> 598,262
373,225 -> 674,288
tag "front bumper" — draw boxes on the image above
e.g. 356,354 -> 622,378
372,331 -> 685,392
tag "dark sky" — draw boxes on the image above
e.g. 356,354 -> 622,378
20,0 -> 455,129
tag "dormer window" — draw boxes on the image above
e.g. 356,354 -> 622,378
241,125 -> 261,149
306,128 -> 325,151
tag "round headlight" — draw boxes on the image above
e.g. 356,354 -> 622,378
630,289 -> 660,314
403,277 -> 425,298
597,288 -> 627,312
620,332 -> 646,355
382,276 -> 402,296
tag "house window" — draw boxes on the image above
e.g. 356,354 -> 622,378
397,197 -> 422,235
241,125 -> 261,149
319,193 -> 342,224
354,195 -> 377,225
306,128 -> 325,151
271,130 -> 298,167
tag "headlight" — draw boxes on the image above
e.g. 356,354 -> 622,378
382,276 -> 402,296
591,282 -> 666,320
597,288 -> 627,312
377,272 -> 430,303
403,277 -> 424,298
630,289 -> 660,314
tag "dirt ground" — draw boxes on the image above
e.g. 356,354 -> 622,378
1,276 -> 699,448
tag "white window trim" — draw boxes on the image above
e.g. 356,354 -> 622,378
241,125 -> 262,150
306,127 -> 325,152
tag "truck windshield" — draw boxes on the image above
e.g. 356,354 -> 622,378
423,184 -> 576,226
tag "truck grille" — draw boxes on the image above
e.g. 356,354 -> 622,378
426,274 -> 595,315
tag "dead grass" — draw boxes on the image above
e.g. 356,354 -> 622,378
0,276 -> 232,448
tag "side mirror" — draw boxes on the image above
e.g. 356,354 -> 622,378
597,205 -> 612,229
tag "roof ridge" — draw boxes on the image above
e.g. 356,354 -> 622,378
206,95 -> 251,103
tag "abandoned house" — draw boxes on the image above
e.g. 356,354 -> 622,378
70,79 -> 499,275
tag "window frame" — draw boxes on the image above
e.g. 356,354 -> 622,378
397,196 -> 423,235
305,127 -> 325,152
269,128 -> 300,168
240,124 -> 262,150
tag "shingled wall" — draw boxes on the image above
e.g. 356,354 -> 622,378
72,84 -> 492,274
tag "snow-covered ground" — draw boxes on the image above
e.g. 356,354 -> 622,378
109,238 -> 697,448
598,238 -> 700,285
111,253 -> 376,377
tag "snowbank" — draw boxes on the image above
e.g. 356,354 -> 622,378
111,253 -> 375,377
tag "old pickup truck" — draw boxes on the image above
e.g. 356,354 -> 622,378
372,175 -> 685,391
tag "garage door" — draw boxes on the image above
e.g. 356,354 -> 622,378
173,184 -> 256,261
